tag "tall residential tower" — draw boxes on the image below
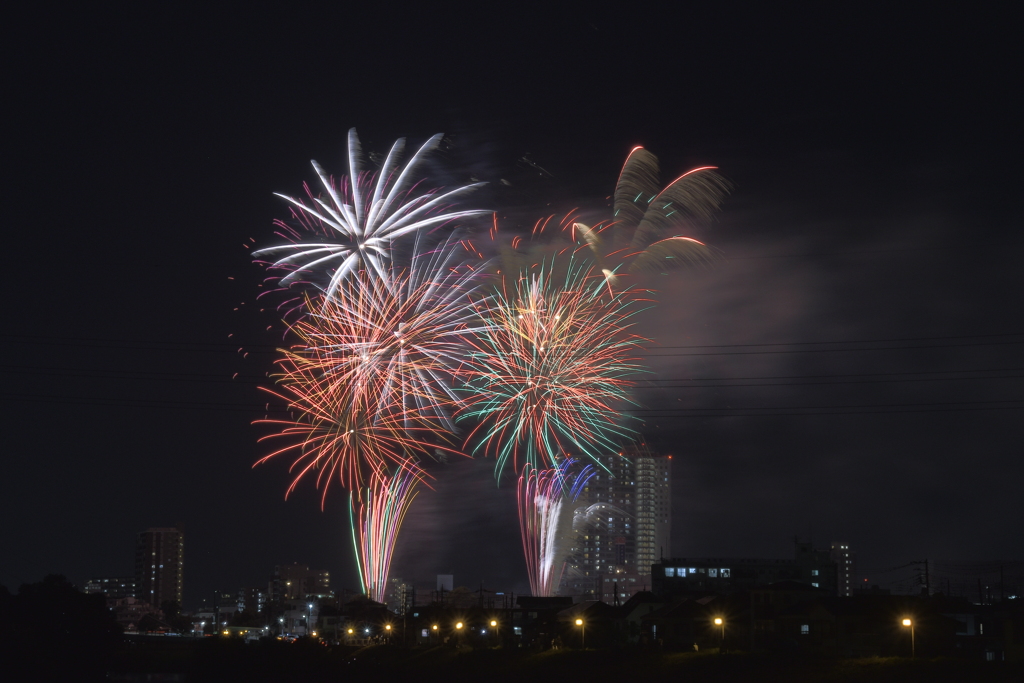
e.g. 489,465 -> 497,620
830,541 -> 856,596
135,526 -> 184,608
563,445 -> 671,600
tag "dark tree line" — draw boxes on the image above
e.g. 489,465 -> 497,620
0,575 -> 121,682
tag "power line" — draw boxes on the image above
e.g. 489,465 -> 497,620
2,331 -> 1023,357
642,374 -> 1024,389
3,393 -> 1022,418
647,331 -> 1024,350
629,406 -> 1024,418
629,399 -> 1024,413
641,367 -> 1024,382
6,363 -> 1023,389
641,340 -> 1024,357
0,366 -> 268,384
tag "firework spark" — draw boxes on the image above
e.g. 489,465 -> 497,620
254,128 -> 488,302
518,459 -> 595,596
457,256 -> 648,478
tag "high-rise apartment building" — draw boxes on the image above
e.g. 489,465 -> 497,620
386,576 -> 414,614
635,451 -> 672,570
830,541 -> 856,597
238,586 -> 267,614
562,446 -> 671,599
135,526 -> 184,608
269,563 -> 332,603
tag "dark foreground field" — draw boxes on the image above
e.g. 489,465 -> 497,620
104,639 -> 1023,683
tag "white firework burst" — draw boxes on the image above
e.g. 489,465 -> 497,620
255,128 -> 488,301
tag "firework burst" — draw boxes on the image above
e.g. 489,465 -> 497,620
254,239 -> 484,503
553,147 -> 731,288
254,128 -> 488,303
457,256 -> 648,478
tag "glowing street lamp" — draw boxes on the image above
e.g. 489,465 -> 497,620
385,623 -> 392,643
902,618 -> 915,658
575,618 -> 585,649
455,621 -> 464,630
714,617 -> 725,649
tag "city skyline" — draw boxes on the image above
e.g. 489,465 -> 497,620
3,6 -> 1021,607
74,514 -> 1021,613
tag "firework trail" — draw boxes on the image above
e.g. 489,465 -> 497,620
350,468 -> 420,603
518,459 -> 595,596
457,255 -> 648,478
254,128 -> 488,304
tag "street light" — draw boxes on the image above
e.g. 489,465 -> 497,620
454,621 -> 464,646
902,618 -> 915,658
385,623 -> 392,643
714,617 -> 725,650
307,603 -> 314,636
575,618 -> 585,649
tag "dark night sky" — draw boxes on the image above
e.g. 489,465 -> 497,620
4,6 -> 1022,607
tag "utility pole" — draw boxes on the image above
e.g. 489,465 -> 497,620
750,590 -> 756,652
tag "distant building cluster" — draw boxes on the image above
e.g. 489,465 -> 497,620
71,516 -> 1022,663
84,525 -> 184,631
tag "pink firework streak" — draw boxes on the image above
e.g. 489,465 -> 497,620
349,468 -> 419,603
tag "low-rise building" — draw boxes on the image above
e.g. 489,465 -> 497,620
653,541 -> 838,596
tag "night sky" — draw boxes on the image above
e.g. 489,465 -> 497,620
4,6 -> 1021,608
